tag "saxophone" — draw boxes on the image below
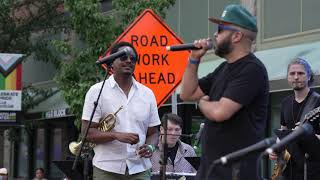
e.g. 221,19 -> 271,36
271,149 -> 291,180
69,106 -> 123,155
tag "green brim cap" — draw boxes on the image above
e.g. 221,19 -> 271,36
209,4 -> 258,32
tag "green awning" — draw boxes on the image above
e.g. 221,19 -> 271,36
27,91 -> 69,113
198,41 -> 320,91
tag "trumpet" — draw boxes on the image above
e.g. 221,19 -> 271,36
69,106 -> 123,155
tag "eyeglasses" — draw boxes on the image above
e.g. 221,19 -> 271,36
119,55 -> 137,63
217,24 -> 240,33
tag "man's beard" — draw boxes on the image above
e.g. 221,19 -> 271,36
293,85 -> 306,91
214,35 -> 233,58
293,86 -> 304,91
292,82 -> 307,91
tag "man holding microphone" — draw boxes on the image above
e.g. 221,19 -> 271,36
180,4 -> 269,180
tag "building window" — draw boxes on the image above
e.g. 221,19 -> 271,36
49,128 -> 63,178
301,0 -> 320,31
165,0 -> 240,43
101,0 -> 112,13
263,0 -> 320,39
34,128 -> 45,169
16,129 -> 29,177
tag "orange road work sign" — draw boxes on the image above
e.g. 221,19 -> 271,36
99,9 -> 189,107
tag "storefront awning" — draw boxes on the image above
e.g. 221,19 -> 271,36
27,91 -> 69,113
25,91 -> 72,121
198,41 -> 320,91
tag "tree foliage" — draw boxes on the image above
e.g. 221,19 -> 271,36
0,0 -> 176,129
57,0 -> 176,128
0,0 -> 68,66
22,85 -> 53,110
0,0 -> 176,142
0,0 -> 175,129
0,1 -> 68,140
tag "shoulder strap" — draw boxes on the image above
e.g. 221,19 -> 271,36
300,91 -> 320,122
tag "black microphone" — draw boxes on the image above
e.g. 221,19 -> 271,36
166,40 -> 213,51
96,47 -> 133,65
193,123 -> 204,149
213,137 -> 277,166
265,123 -> 314,154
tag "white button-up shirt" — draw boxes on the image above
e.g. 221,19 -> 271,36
82,75 -> 160,174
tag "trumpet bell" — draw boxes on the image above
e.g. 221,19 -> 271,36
68,105 -> 123,155
69,141 -> 82,155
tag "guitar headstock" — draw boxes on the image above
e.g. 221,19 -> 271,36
304,106 -> 320,123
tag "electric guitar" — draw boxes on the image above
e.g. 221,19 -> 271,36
271,106 -> 320,180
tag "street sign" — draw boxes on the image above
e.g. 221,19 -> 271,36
0,90 -> 21,111
100,9 -> 189,107
0,53 -> 23,124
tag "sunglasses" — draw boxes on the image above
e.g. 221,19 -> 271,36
119,55 -> 137,63
217,24 -> 240,33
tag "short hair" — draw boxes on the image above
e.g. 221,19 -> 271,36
287,57 -> 314,86
110,41 -> 138,61
161,113 -> 183,129
35,168 -> 44,173
237,26 -> 257,41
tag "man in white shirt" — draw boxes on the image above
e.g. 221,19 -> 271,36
81,41 -> 160,180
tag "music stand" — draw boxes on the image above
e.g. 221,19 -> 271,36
53,160 -> 90,180
185,157 -> 200,170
